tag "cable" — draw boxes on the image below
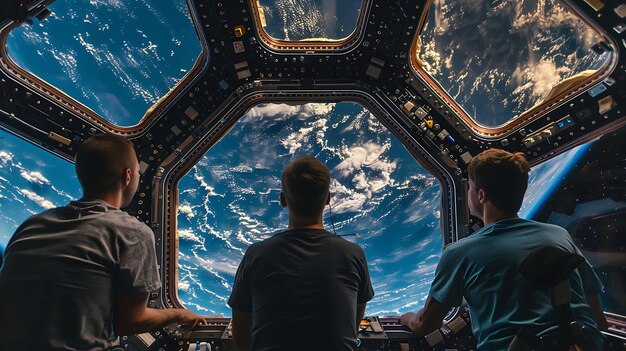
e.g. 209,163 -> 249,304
328,198 -> 358,238
328,200 -> 338,236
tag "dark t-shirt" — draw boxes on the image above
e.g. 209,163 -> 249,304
228,229 -> 374,351
0,199 -> 161,350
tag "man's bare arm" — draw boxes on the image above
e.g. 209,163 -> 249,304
356,303 -> 367,329
399,296 -> 448,335
586,294 -> 609,330
114,292 -> 206,336
232,309 -> 253,351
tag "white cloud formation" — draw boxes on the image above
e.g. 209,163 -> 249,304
335,143 -> 393,178
178,228 -> 203,244
178,204 -> 195,219
0,151 -> 13,164
243,103 -> 333,122
178,280 -> 190,292
20,171 -> 50,185
18,189 -> 55,209
511,59 -> 571,100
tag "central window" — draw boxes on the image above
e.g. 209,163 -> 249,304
176,102 -> 443,316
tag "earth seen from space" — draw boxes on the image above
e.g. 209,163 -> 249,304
0,0 -> 605,316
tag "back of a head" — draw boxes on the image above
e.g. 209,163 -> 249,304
75,134 -> 136,196
282,156 -> 331,218
467,148 -> 530,214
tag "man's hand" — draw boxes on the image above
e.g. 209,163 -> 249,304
397,297 -> 448,335
174,309 -> 207,330
399,312 -> 417,331
115,292 -> 207,335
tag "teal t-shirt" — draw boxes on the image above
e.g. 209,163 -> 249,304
429,218 -> 604,351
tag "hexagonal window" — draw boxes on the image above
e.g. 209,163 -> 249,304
415,0 -> 612,128
176,102 -> 443,315
253,0 -> 364,42
5,0 -> 202,127
0,129 -> 81,247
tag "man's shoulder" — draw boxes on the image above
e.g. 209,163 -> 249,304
446,234 -> 481,251
61,201 -> 153,239
249,230 -> 363,255
526,220 -> 568,233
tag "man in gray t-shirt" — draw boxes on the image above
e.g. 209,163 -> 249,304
0,134 -> 204,350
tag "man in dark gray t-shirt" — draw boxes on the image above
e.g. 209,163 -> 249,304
0,134 -> 204,350
228,156 -> 374,351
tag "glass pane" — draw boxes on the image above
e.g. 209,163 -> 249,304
6,0 -> 201,127
177,102 -> 443,315
418,0 -> 609,127
0,130 -> 81,247
522,128 -> 626,316
257,0 -> 363,41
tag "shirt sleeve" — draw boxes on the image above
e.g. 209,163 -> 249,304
577,259 -> 603,295
117,226 -> 161,294
570,246 -> 604,295
356,247 -> 374,304
567,231 -> 604,295
428,245 -> 464,307
228,250 -> 253,312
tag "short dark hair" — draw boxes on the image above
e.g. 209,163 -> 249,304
282,156 -> 330,218
467,148 -> 530,214
75,134 -> 136,195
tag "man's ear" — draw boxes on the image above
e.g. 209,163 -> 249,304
124,168 -> 132,187
280,192 -> 287,207
478,188 -> 487,205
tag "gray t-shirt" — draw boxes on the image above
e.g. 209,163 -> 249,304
0,199 -> 161,350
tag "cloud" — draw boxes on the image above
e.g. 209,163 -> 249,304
280,118 -> 328,154
196,256 -> 240,277
328,142 -> 400,215
178,228 -> 203,244
334,143 -> 394,178
178,280 -> 190,292
511,59 -> 571,99
0,151 -> 13,164
243,103 -> 333,122
18,189 -> 55,209
20,171 -> 50,185
178,204 -> 195,219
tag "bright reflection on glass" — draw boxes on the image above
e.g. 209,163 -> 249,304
256,0 -> 363,41
418,0 -> 609,127
176,102 -> 442,316
6,0 -> 201,127
522,129 -> 626,316
0,129 -> 81,246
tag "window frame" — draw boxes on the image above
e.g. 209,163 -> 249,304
156,92 -> 465,318
0,0 -> 209,134
249,0 -> 372,53
409,0 -> 619,137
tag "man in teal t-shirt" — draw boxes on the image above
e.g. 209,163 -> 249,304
400,149 -> 608,351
